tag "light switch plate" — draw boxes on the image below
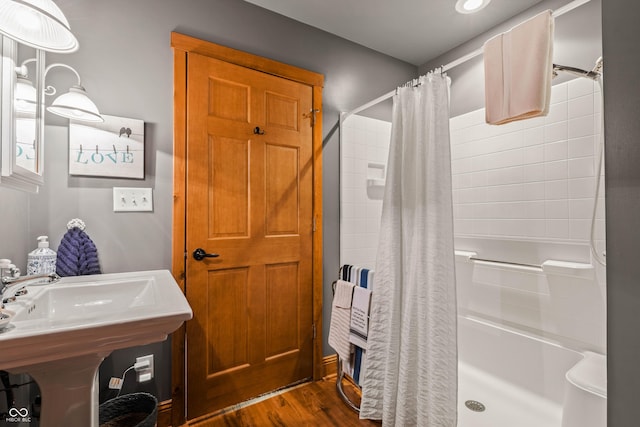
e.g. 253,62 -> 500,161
113,187 -> 153,212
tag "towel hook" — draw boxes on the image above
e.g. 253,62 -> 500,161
67,218 -> 86,231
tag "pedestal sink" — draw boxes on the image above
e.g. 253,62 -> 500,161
0,270 -> 192,427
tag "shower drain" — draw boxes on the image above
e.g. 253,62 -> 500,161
465,400 -> 486,412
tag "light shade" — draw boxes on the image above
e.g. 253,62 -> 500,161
455,0 -> 491,14
47,85 -> 103,122
0,0 -> 78,53
15,75 -> 37,114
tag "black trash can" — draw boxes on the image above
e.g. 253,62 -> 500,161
99,392 -> 158,427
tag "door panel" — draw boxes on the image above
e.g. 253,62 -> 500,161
265,143 -> 300,235
185,52 -> 314,418
209,137 -> 249,238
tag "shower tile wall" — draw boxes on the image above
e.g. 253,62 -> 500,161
450,78 -> 605,251
340,115 -> 391,270
450,78 -> 606,352
340,78 -> 605,352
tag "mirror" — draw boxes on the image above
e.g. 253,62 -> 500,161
1,36 -> 44,192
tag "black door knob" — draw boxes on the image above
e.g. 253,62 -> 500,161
193,248 -> 220,261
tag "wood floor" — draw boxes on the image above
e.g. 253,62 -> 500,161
188,377 -> 381,426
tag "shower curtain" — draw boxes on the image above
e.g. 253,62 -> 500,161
359,72 -> 457,426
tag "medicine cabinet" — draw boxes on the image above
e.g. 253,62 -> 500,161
0,35 -> 45,193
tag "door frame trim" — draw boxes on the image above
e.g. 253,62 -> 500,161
171,32 -> 324,425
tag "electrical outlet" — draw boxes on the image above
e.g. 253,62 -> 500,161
135,354 -> 154,382
113,187 -> 153,212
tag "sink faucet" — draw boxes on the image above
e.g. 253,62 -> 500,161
1,273 -> 61,307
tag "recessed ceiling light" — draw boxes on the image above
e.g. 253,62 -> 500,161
455,0 -> 491,14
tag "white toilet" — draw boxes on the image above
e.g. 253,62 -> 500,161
561,351 -> 607,427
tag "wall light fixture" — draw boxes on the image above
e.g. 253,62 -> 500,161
0,0 -> 78,53
15,60 -> 103,122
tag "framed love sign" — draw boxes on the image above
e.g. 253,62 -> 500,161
69,114 -> 145,179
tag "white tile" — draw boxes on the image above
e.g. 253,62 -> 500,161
568,177 -> 596,198
459,187 -> 487,204
521,115 -> 546,129
493,149 -> 525,169
568,136 -> 595,158
569,219 -> 591,240
452,174 -> 462,190
546,180 -> 568,200
342,187 -> 366,204
544,140 -> 568,161
365,218 -> 381,233
470,171 -> 488,188
594,90 -> 602,114
486,184 -> 524,202
568,115 -> 595,139
569,198 -> 593,219
458,173 -> 473,189
521,201 -> 546,219
523,219 -> 546,238
473,203 -> 493,219
457,203 -> 474,219
545,102 -> 568,124
568,157 -> 595,178
523,145 -> 544,164
487,133 -> 523,153
473,219 -> 492,235
545,160 -> 568,181
452,189 -> 460,204
523,164 -> 545,183
568,78 -> 594,99
523,182 -> 546,200
594,113 -> 602,135
523,126 -> 544,147
342,172 -> 363,189
487,167 -> 524,186
456,219 -> 474,235
544,121 -> 568,143
546,219 -> 569,239
568,94 -> 594,119
551,82 -> 569,104
545,200 -> 569,219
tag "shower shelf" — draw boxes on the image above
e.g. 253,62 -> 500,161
454,250 -> 594,278
367,178 -> 385,187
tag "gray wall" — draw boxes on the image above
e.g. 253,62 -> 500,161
0,0 -> 416,403
602,1 -> 640,425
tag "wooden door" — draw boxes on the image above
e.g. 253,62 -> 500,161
185,53 -> 315,418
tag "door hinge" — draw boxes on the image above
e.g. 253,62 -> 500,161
313,217 -> 316,232
312,323 -> 317,339
184,251 -> 188,259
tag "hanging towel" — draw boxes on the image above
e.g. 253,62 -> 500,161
328,280 -> 355,362
349,287 -> 372,349
56,219 -> 101,277
484,10 -> 554,125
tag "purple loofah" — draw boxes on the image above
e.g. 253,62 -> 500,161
56,227 -> 101,277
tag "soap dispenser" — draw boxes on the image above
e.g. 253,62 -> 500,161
27,236 -> 57,275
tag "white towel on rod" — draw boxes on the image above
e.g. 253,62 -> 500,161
328,280 -> 355,361
349,287 -> 372,349
484,10 -> 554,125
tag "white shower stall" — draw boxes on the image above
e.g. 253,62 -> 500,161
339,77 -> 606,426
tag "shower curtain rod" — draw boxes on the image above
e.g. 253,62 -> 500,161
343,0 -> 592,119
